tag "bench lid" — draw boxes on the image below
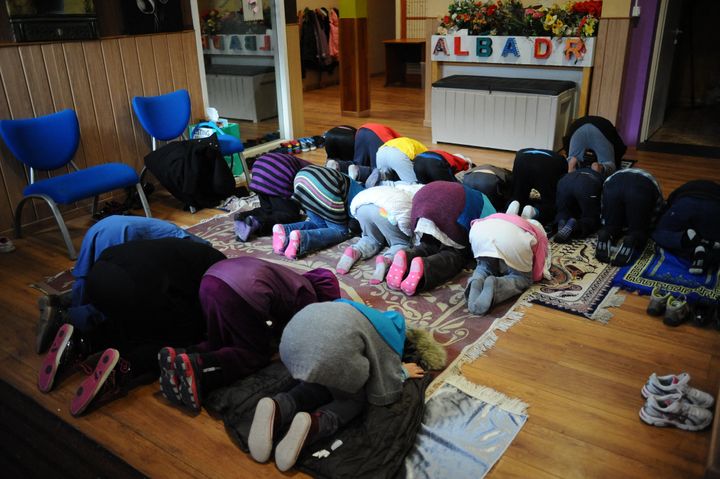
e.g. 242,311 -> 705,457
432,75 -> 576,95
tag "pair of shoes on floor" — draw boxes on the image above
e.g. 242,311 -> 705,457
386,250 -> 424,296
297,137 -> 318,152
248,397 -> 320,472
646,288 -> 692,326
158,347 -> 201,412
0,236 -> 15,253
272,224 -> 302,260
37,324 -> 131,416
639,372 -> 714,431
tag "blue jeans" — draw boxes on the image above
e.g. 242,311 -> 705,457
282,211 -> 350,257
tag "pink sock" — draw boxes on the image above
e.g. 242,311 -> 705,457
284,230 -> 301,259
272,224 -> 287,255
386,250 -> 407,290
336,246 -> 361,275
401,256 -> 424,296
370,255 -> 392,285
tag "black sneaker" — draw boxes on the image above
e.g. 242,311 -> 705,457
175,353 -> 203,413
36,294 -> 70,354
692,302 -> 715,327
664,294 -> 691,327
595,235 -> 612,263
158,346 -> 185,407
70,349 -> 133,416
611,238 -> 638,266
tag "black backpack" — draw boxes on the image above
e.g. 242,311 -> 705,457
144,134 -> 235,210
324,125 -> 356,162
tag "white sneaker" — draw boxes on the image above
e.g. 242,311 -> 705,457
506,200 -> 520,216
639,393 -> 713,431
642,372 -> 715,408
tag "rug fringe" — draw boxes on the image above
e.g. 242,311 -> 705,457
589,287 -> 626,324
444,375 -> 529,415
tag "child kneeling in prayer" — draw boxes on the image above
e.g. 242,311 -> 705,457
247,300 -> 425,472
465,201 -> 552,315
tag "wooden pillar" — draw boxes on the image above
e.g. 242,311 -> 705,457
339,0 -> 370,117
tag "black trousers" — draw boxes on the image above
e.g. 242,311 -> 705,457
403,237 -> 472,292
600,172 -> 660,247
511,149 -> 567,224
413,156 -> 456,184
556,169 -> 603,238
235,193 -> 303,236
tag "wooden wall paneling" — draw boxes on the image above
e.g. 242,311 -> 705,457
136,36 -> 160,98
167,34 -> 188,94
0,80 -> 23,232
0,48 -> 39,222
18,45 -> 62,219
82,41 -> 121,172
588,18 -> 630,123
118,37 -> 152,164
181,31 -> 204,122
588,18 -> 608,116
151,35 -> 175,95
63,43 -> 104,170
101,39 -> 140,170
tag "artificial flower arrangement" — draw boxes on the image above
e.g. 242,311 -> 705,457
438,0 -> 601,37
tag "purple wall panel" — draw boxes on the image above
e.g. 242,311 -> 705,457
616,0 -> 661,146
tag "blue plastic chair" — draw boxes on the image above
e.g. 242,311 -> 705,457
132,89 -> 250,185
0,109 -> 151,260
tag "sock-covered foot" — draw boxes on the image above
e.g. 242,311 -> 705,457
690,245 -> 706,275
386,250 -> 407,290
506,200 -> 520,216
470,276 -> 496,315
325,159 -> 339,170
336,246 -> 361,275
348,164 -> 360,180
370,255 -> 392,285
595,231 -> 612,264
401,257 -> 424,296
554,218 -> 577,243
612,239 -> 638,266
284,231 -> 301,260
521,205 -> 538,220
365,168 -> 382,188
235,216 -> 261,242
272,224 -> 287,255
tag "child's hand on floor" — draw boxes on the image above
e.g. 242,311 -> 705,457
402,362 -> 425,379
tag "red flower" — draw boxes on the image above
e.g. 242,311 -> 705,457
443,15 -> 451,24
573,1 -> 602,18
487,4 -> 498,16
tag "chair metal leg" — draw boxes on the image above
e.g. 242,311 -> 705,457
15,195 -> 77,260
135,182 -> 152,218
91,195 -> 99,217
238,152 -> 251,185
139,165 -> 148,185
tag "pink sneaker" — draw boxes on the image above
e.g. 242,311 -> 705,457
386,250 -> 407,290
70,348 -> 120,416
272,224 -> 287,255
284,231 -> 301,260
401,257 -> 424,296
38,323 -> 73,393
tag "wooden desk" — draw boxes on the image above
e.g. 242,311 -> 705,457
383,39 -> 426,87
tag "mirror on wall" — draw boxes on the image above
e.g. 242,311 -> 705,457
198,0 -> 281,147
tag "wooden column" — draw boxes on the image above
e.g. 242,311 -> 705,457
339,0 -> 370,117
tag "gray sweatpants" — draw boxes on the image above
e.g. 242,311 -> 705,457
376,146 -> 418,183
465,257 -> 532,314
353,204 -> 412,259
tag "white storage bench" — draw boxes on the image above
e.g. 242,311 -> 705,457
206,65 -> 278,123
431,75 -> 576,151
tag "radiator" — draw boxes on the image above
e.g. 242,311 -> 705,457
432,85 -> 575,151
206,72 -> 277,123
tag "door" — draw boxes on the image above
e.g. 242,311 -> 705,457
642,0 -> 684,141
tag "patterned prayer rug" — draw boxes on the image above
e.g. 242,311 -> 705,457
33,212 -> 515,367
522,236 -> 625,323
613,241 -> 720,303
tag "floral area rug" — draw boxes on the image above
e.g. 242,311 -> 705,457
613,241 -> 720,303
522,236 -> 625,323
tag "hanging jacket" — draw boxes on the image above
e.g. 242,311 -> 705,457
144,134 -> 235,210
329,8 -> 340,59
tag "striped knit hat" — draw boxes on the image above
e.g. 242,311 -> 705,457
249,153 -> 309,199
293,165 -> 350,224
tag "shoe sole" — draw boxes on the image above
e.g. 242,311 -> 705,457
70,348 -> 119,416
158,347 -> 183,406
38,323 -> 73,393
176,354 -> 201,412
275,412 -> 311,472
248,398 -> 276,463
638,407 -> 711,431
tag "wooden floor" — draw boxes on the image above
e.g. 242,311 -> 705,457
1,76 -> 720,478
